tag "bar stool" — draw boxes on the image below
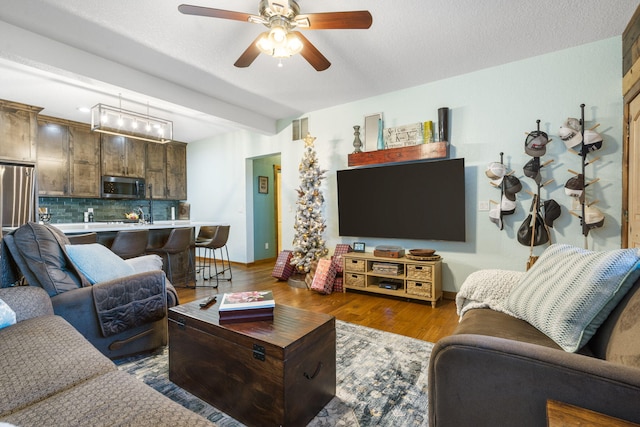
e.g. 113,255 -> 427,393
194,226 -> 218,280
147,227 -> 194,286
197,225 -> 232,286
109,229 -> 149,259
67,233 -> 97,245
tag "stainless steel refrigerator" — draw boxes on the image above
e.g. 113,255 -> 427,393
0,163 -> 36,228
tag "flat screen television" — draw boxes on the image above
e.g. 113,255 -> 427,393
336,158 -> 466,241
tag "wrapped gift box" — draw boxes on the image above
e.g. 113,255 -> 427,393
332,276 -> 344,293
271,250 -> 294,280
311,258 -> 337,295
331,244 -> 353,273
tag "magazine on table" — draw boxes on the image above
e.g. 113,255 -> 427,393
219,291 -> 275,312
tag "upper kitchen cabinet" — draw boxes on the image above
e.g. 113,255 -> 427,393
0,99 -> 42,163
146,141 -> 187,200
101,134 -> 146,177
36,117 -> 101,197
146,142 -> 167,199
37,118 -> 69,196
166,142 -> 187,200
69,125 -> 100,197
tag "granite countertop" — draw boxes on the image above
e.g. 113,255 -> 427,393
3,221 -> 224,234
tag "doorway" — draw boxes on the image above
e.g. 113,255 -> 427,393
252,154 -> 281,261
627,94 -> 640,248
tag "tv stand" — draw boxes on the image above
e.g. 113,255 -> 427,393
342,252 -> 442,307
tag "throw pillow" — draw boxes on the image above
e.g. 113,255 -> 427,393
65,243 -> 135,285
0,298 -> 16,330
505,244 -> 640,352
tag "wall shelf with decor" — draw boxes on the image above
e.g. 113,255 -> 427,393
342,252 -> 442,307
347,141 -> 448,167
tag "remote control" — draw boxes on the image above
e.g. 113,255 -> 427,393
199,296 -> 217,309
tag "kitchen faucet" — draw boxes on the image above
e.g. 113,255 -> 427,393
148,184 -> 154,224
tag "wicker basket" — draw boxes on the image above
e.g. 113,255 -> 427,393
344,259 -> 366,273
406,280 -> 433,298
406,264 -> 432,281
345,273 -> 366,288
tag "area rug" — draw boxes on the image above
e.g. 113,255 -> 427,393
116,320 -> 434,426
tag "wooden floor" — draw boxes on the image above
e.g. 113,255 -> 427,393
175,260 -> 459,343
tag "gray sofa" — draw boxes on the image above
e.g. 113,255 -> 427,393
0,286 -> 213,426
428,246 -> 640,426
1,222 -> 178,359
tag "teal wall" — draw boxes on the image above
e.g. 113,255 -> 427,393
252,154 -> 280,260
186,37 -> 623,292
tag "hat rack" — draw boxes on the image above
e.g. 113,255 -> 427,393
564,103 -> 603,247
519,119 -> 555,269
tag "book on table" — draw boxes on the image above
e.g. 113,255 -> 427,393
218,291 -> 275,324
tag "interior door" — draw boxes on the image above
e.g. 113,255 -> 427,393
628,94 -> 640,248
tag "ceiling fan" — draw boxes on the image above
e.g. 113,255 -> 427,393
178,0 -> 372,71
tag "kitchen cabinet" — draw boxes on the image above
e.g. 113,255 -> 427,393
145,142 -> 187,200
37,117 -> 100,197
146,142 -> 167,198
0,99 -> 42,163
37,119 -> 69,196
69,125 -> 100,197
101,134 -> 146,177
166,142 -> 187,200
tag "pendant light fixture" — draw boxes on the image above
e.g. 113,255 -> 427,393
90,96 -> 173,143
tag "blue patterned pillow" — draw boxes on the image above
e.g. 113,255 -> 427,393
65,243 -> 135,285
505,244 -> 640,352
0,298 -> 16,329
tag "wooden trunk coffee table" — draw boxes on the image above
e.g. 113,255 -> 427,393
168,298 -> 336,427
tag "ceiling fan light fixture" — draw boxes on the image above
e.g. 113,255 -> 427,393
286,32 -> 303,55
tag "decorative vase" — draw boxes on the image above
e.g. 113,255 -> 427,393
352,125 -> 362,153
377,118 -> 385,150
438,107 -> 449,142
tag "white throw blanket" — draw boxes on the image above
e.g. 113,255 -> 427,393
456,269 -> 524,321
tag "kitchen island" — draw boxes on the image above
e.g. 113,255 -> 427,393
52,220 -> 224,286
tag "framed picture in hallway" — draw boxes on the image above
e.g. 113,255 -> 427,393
258,176 -> 269,194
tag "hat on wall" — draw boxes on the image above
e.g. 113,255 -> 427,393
524,130 -> 548,157
523,157 -> 541,184
489,205 -> 503,230
585,205 -> 605,229
564,117 -> 581,131
485,162 -> 507,179
559,126 -> 582,149
543,199 -> 561,227
501,195 -> 517,215
583,129 -> 603,152
503,175 -> 522,200
564,174 -> 584,198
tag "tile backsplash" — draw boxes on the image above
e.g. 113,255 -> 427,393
40,197 -> 180,223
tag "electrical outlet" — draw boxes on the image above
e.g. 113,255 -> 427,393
265,242 -> 269,250
478,201 -> 490,211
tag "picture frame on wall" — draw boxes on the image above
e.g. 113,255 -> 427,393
258,176 -> 269,194
364,113 -> 383,151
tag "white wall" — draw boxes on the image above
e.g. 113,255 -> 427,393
187,37 -> 623,292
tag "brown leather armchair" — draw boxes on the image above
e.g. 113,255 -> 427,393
1,222 -> 178,359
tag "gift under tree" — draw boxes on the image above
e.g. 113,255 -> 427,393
291,133 -> 329,274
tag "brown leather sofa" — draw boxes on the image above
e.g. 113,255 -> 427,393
428,275 -> 640,426
1,222 -> 178,359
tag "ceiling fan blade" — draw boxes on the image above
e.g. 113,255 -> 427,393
296,33 -> 331,71
297,11 -> 372,30
178,4 -> 254,22
234,34 -> 264,68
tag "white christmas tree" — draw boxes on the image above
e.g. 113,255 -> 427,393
291,133 -> 329,273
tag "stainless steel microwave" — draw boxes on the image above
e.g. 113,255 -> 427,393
101,176 -> 146,199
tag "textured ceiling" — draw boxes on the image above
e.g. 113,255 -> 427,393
0,0 -> 638,142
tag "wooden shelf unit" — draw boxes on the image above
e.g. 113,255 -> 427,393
342,252 -> 442,307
